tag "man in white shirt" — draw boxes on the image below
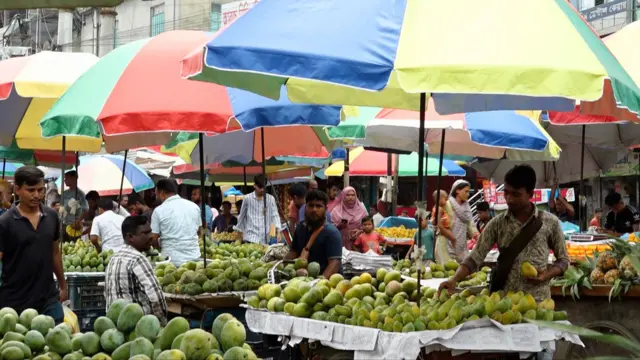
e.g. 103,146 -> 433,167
90,199 -> 125,253
234,174 -> 281,244
151,179 -> 201,266
370,205 -> 384,227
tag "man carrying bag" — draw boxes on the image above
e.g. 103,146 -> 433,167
438,165 -> 570,302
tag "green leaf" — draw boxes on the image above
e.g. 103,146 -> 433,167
527,320 -> 640,355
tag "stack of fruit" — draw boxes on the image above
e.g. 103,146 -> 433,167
0,300 -> 258,359
566,242 -> 611,262
144,248 -> 167,265
273,259 -> 321,281
422,261 -> 460,279
456,267 -> 490,288
157,258 -> 272,296
62,241 -> 113,273
212,232 -> 241,242
588,239 -> 639,285
246,269 -> 567,331
199,241 -> 266,261
376,226 -> 417,240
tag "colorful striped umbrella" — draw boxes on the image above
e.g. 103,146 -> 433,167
0,140 -> 77,166
183,0 -> 640,118
324,147 -> 465,177
0,162 -> 25,178
359,105 -> 560,160
55,154 -> 155,196
40,30 -> 343,152
0,51 -> 102,152
163,127 -> 332,166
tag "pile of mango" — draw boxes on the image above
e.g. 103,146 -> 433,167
144,248 -> 167,264
0,300 -> 257,359
62,240 -> 113,273
199,240 -> 266,261
274,258 -> 321,281
212,232 -> 241,242
157,258 -> 271,296
376,226 -> 417,239
247,269 -> 567,331
457,266 -> 491,288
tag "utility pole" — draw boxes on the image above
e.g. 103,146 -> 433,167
93,7 -> 101,56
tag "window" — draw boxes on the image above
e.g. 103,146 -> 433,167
150,4 -> 165,37
594,0 -> 604,5
210,3 -> 222,32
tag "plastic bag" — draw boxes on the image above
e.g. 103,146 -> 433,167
63,305 -> 79,334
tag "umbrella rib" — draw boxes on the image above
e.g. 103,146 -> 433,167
584,146 -> 602,171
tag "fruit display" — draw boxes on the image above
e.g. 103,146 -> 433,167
0,300 -> 259,359
376,226 -> 417,239
65,225 -> 83,239
199,240 -> 266,261
62,240 -> 113,273
566,242 -> 611,262
246,269 -> 567,331
144,248 -> 167,264
456,267 -> 490,288
212,232 -> 241,242
273,259 -> 322,281
157,258 -> 272,296
627,233 -> 640,243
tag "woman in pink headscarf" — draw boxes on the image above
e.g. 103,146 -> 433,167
331,186 -> 368,250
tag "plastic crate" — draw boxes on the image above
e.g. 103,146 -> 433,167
75,309 -> 105,333
67,275 -> 106,311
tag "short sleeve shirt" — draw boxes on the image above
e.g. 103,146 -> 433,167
0,205 -> 60,312
61,188 -> 88,225
605,206 -> 640,234
354,232 -> 385,254
90,211 -> 125,252
292,222 -> 342,274
151,195 -> 202,266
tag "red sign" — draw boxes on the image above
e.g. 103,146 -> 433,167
482,180 -> 491,202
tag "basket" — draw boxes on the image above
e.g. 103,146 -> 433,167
75,308 -> 105,332
67,274 -> 106,311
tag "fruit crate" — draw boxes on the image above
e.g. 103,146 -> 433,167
75,308 -> 105,333
67,274 -> 106,311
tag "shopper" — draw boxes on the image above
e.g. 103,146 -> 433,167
128,194 -> 152,221
448,180 -> 477,262
213,201 -> 238,233
604,192 -> 640,235
589,208 -> 602,229
354,216 -> 386,254
61,170 -> 88,242
331,186 -> 368,250
191,188 -> 216,231
151,179 -> 201,265
475,201 -> 492,233
0,166 -> 66,322
90,198 -> 125,253
105,215 -> 167,325
549,180 -> 576,224
234,175 -> 281,244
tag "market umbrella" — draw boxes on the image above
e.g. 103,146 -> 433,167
0,141 -> 76,167
183,0 -> 640,117
0,162 -> 25,178
55,154 -> 155,196
324,147 -> 465,177
0,51 -> 102,152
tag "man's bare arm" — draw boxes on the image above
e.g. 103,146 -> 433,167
323,259 -> 341,278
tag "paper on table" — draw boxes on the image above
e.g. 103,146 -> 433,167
355,331 -> 421,360
428,326 -> 510,352
417,324 -> 463,345
291,318 -> 334,342
509,324 -> 542,353
321,324 -> 379,351
245,309 -> 293,335
537,321 -> 584,346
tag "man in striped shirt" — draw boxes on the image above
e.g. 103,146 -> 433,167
105,215 -> 167,325
235,174 -> 281,244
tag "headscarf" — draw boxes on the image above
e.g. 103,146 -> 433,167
449,179 -> 471,199
331,186 -> 368,224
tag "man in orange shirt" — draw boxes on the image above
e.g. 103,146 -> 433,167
354,216 -> 386,254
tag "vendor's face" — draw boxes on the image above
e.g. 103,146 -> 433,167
305,199 -> 326,223
478,209 -> 490,221
328,186 -> 339,200
64,174 -> 77,188
127,223 -> 152,251
504,184 -> 532,213
191,189 -> 201,203
613,201 -> 626,213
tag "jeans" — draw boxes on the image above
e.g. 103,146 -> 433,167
40,298 -> 64,325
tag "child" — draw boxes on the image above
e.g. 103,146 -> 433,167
432,190 -> 450,231
406,210 -> 434,263
354,216 -> 386,254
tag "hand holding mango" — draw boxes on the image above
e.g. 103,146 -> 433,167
520,261 -> 538,278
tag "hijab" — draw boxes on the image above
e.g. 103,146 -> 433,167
331,186 -> 368,224
449,179 -> 471,200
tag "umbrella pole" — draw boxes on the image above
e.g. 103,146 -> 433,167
392,154 -> 399,216
344,148 -> 350,188
416,93 -> 427,304
243,166 -> 247,193
198,133 -> 207,267
433,129 -> 447,264
60,136 -> 66,246
260,128 -> 268,244
579,125 -> 586,231
117,150 -> 128,210
1,159 -> 5,179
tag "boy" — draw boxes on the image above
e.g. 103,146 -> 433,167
354,216 -> 386,254
475,201 -> 492,233
406,210 -> 434,263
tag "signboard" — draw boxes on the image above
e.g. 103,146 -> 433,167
482,180 -> 497,203
580,0 -> 628,21
494,188 -> 575,206
221,0 -> 260,27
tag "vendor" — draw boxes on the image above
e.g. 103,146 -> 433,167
0,166 -> 66,323
548,180 -> 575,224
105,216 -> 167,325
439,165 -> 569,301
603,191 -> 640,235
286,190 -> 342,278
213,201 -> 237,233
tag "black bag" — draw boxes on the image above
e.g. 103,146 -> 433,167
489,216 -> 543,293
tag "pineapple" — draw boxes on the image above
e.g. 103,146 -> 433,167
596,253 -> 617,271
604,269 -> 620,285
590,268 -> 605,284
619,255 -> 638,279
